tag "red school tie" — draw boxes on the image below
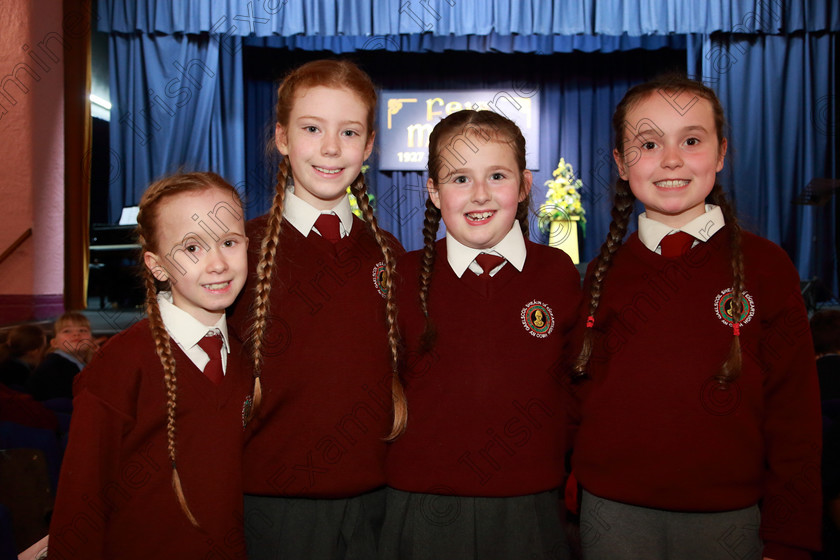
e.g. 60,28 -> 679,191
314,213 -> 342,244
659,231 -> 695,257
475,253 -> 506,277
197,332 -> 224,384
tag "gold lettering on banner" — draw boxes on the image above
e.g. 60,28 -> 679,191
406,123 -> 434,148
386,92 -> 537,165
387,98 -> 417,129
426,97 -> 444,121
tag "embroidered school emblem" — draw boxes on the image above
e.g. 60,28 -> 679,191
521,300 -> 554,338
714,288 -> 755,327
372,261 -> 387,298
241,395 -> 253,430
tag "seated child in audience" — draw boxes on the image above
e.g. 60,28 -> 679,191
29,312 -> 99,400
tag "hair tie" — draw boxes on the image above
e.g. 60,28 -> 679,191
732,323 -> 740,336
586,315 -> 595,328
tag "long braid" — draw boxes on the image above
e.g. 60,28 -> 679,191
418,197 -> 442,352
516,197 -> 531,240
247,158 -> 291,419
572,179 -> 636,379
709,182 -> 745,384
136,171 -> 244,528
350,174 -> 407,439
140,238 -> 200,528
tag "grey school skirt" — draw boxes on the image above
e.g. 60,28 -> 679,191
379,487 -> 570,560
579,489 -> 762,560
243,489 -> 385,560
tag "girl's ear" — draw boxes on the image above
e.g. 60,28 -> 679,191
519,170 -> 533,202
364,130 -> 375,161
143,251 -> 169,282
613,148 -> 629,180
716,138 -> 728,172
427,177 -> 441,209
275,123 -> 289,156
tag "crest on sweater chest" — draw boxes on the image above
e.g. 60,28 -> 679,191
372,261 -> 387,298
521,300 -> 554,338
714,288 -> 755,327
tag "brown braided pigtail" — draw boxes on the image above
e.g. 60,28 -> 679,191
138,236 -> 200,528
572,179 -> 636,379
709,182 -> 744,384
516,199 -> 531,240
247,158 -> 291,420
418,197 -> 443,353
350,173 -> 407,440
136,171 -> 244,527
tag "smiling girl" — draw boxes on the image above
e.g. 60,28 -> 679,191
380,109 -> 580,559
571,75 -> 822,560
228,59 -> 404,560
48,172 -> 253,559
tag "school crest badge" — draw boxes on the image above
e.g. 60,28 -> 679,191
714,288 -> 755,327
372,261 -> 387,298
521,300 -> 554,338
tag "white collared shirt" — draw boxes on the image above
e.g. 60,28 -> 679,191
157,292 -> 230,375
445,221 -> 527,278
283,187 -> 354,239
638,204 -> 726,254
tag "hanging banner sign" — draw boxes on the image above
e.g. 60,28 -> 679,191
378,89 -> 540,171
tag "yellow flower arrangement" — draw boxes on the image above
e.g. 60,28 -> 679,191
538,157 -> 586,235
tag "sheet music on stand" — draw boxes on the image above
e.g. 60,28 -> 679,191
794,178 -> 840,311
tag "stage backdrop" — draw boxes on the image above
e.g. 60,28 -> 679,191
97,0 -> 839,294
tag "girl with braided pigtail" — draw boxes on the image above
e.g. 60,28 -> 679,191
380,110 -> 580,559
570,75 -> 822,560
226,59 -> 405,560
49,172 -> 252,559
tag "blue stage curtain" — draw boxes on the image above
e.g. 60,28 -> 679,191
108,33 -> 244,221
101,1 -> 838,294
243,32 -> 685,54
97,0 -> 838,35
706,32 -> 838,293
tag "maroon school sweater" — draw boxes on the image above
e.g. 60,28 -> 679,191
573,227 -> 822,560
386,239 -> 581,496
48,319 -> 252,560
229,216 -> 404,497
